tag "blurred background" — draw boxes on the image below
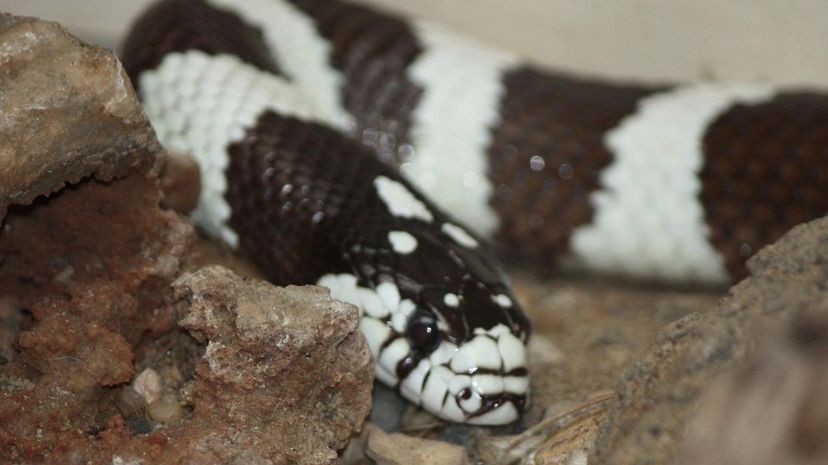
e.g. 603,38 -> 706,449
3,0 -> 827,87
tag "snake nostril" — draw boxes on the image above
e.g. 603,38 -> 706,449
459,387 -> 472,400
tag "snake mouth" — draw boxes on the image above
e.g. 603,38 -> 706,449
448,368 -> 530,425
464,392 -> 528,425
402,354 -> 530,424
387,323 -> 530,424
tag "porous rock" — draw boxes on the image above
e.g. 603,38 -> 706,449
590,216 -> 828,464
0,14 -> 193,460
0,13 -> 371,465
171,266 -> 373,465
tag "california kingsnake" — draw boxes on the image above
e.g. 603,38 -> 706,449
121,0 -> 828,424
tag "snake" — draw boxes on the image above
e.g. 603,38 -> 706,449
120,0 -> 828,425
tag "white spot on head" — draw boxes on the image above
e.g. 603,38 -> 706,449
373,176 -> 434,222
492,294 -> 513,308
388,230 -> 418,254
357,288 -> 388,319
443,293 -> 460,307
441,222 -> 479,248
485,323 -> 512,337
317,273 -> 361,317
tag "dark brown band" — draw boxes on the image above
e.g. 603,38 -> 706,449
287,0 -> 424,166
121,0 -> 281,85
701,92 -> 828,279
488,66 -> 657,261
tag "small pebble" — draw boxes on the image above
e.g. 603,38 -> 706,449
132,368 -> 162,405
148,395 -> 185,424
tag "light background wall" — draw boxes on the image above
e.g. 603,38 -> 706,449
3,0 -> 827,87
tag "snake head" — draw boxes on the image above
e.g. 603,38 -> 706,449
323,200 -> 531,424
395,231 -> 531,425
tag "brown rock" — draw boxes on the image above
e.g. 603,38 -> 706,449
590,216 -> 828,465
676,293 -> 828,465
0,13 -> 160,219
158,150 -> 202,214
0,13 -> 194,461
0,13 -> 371,465
171,266 -> 373,465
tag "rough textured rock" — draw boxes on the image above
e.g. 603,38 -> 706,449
590,216 -> 828,465
0,14 -> 192,461
0,14 -> 371,465
170,266 -> 373,465
0,13 -> 160,218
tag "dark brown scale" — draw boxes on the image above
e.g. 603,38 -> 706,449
700,93 -> 828,279
121,0 -> 281,83
287,0 -> 424,166
225,113 -> 384,284
488,67 -> 658,261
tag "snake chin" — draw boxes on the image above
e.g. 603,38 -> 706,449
397,323 -> 530,425
413,365 -> 530,425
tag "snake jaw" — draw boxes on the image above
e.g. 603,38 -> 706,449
388,324 -> 530,424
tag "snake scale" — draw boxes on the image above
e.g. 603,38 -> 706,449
121,0 -> 828,425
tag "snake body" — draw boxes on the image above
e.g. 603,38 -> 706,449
122,0 -> 828,424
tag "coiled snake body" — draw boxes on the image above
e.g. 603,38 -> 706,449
122,0 -> 828,424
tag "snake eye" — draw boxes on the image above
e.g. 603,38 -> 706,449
407,313 -> 441,354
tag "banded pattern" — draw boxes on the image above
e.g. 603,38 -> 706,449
123,0 -> 828,424
288,0 -> 425,166
123,0 -> 530,425
701,92 -> 828,276
258,0 -> 827,283
489,67 -> 656,262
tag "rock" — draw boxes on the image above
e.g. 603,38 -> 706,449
365,424 -> 469,465
132,368 -> 162,405
0,13 -> 194,461
676,296 -> 828,465
158,150 -> 202,214
171,266 -> 373,465
0,13 -> 160,219
590,216 -> 828,465
0,296 -> 25,365
0,13 -> 371,465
